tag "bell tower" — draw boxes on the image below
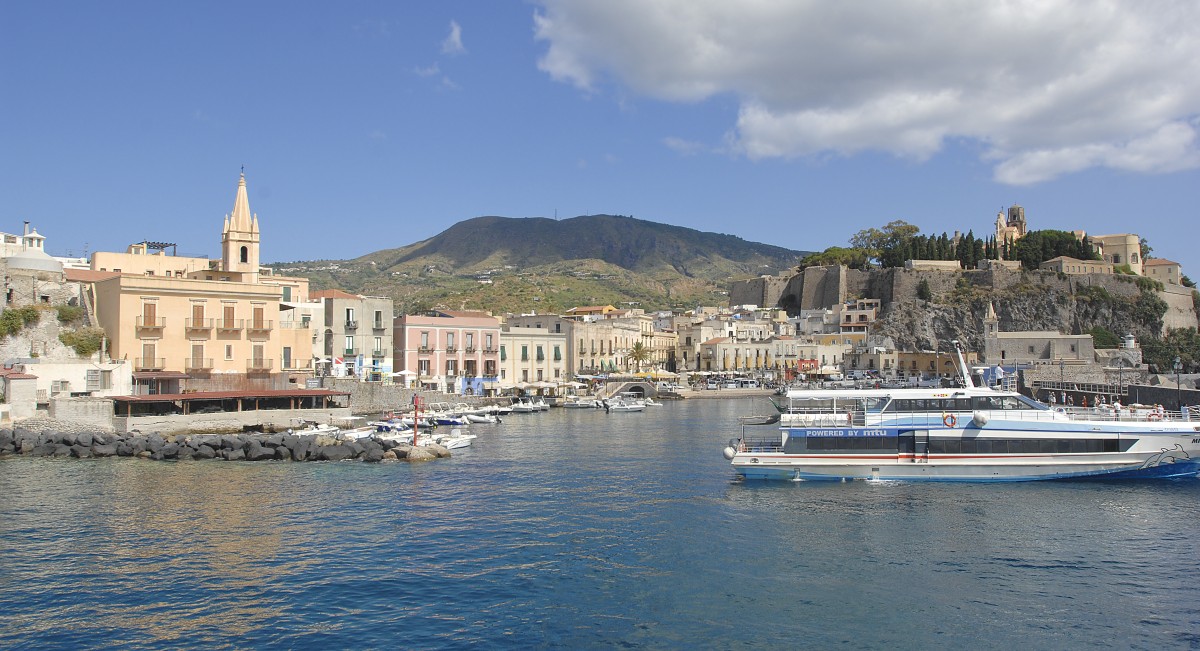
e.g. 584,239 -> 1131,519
221,171 -> 261,283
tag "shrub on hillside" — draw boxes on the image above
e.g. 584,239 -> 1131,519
0,306 -> 41,337
59,327 -> 106,358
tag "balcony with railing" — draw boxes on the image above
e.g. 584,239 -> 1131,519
372,348 -> 388,358
135,357 -> 166,371
418,346 -> 432,354
446,346 -> 457,353
246,358 -> 274,372
483,347 -> 497,354
217,318 -> 244,332
185,317 -> 214,331
344,347 -> 360,356
283,358 -> 313,370
246,320 -> 273,337
372,321 -> 386,331
345,320 -> 359,330
465,346 -> 477,353
185,357 -> 214,372
136,316 -> 165,331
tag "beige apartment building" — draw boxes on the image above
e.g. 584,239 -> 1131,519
499,326 -> 567,388
86,173 -> 314,390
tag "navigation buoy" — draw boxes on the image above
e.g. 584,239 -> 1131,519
722,446 -> 736,460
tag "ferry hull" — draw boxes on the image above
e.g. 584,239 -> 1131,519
732,455 -> 1200,482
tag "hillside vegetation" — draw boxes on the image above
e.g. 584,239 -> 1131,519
269,214 -> 810,314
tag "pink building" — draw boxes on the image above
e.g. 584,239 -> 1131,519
393,311 -> 502,394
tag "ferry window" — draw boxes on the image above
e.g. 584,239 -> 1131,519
952,398 -> 972,411
944,439 -> 961,454
1069,439 -> 1087,453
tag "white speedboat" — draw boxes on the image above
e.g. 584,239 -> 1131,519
466,413 -> 501,424
724,343 -> 1200,482
562,397 -> 599,409
511,398 -> 539,413
605,398 -> 645,413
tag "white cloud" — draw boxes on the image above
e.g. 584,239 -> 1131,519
662,136 -> 706,156
413,63 -> 440,78
533,0 -> 1200,184
442,20 -> 465,55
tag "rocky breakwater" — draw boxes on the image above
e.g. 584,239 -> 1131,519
0,427 -> 451,463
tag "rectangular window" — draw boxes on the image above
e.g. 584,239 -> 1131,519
418,359 -> 430,375
223,305 -> 235,328
536,346 -> 545,361
225,344 -> 233,360
374,337 -> 382,353
345,308 -> 355,322
446,360 -> 458,375
466,333 -> 474,348
252,306 -> 265,329
420,332 -> 429,349
447,332 -> 455,349
521,345 -> 529,361
500,345 -> 506,361
553,345 -> 561,361
486,334 -> 493,350
374,310 -> 383,328
485,360 -> 496,376
345,336 -> 354,353
283,346 -> 292,368
282,286 -> 292,301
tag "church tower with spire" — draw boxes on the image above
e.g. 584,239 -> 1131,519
221,171 -> 261,283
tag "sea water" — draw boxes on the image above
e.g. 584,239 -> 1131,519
2,399 -> 1198,650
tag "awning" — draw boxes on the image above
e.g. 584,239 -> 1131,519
132,371 -> 190,380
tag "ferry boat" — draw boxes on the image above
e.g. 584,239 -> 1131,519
723,343 -> 1200,482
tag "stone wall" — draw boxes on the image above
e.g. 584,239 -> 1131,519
49,396 -> 116,431
1123,384 -> 1200,411
1160,284 -> 1199,332
112,406 -> 354,435
316,377 -> 495,414
728,275 -> 790,309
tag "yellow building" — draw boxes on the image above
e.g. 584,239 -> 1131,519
1143,258 -> 1182,285
87,173 -> 314,390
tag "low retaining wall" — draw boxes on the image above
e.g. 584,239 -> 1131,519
112,407 -> 353,435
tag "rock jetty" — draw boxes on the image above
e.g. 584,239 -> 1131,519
0,426 -> 450,463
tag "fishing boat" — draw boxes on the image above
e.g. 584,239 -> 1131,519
562,396 -> 600,409
723,342 -> 1200,482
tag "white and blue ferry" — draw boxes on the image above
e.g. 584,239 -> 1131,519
723,346 -> 1200,482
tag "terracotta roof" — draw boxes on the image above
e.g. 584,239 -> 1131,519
111,389 -> 349,403
1144,258 -> 1180,266
0,368 -> 38,379
311,289 -> 361,300
65,268 -> 121,283
132,371 -> 191,380
702,337 -> 731,344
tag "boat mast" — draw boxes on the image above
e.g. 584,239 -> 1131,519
951,340 -> 975,388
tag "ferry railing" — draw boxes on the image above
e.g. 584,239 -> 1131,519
782,406 -> 1195,429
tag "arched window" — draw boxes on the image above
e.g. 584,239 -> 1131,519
240,246 -> 248,263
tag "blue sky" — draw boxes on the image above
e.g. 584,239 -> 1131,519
3,1 -> 1198,276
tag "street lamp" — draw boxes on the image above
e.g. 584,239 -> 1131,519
1059,359 -> 1065,405
1174,356 -> 1183,411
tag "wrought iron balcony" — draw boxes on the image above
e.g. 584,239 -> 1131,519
344,348 -> 360,356
185,318 -> 214,330
135,357 -> 166,371
246,358 -> 274,372
136,316 -> 165,330
246,319 -> 273,333
217,319 -> 244,332
185,357 -> 213,371
372,348 -> 388,357
345,320 -> 359,330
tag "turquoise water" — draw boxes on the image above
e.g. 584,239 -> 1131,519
2,399 -> 1199,649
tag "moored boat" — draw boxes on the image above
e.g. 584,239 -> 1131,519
724,342 -> 1200,482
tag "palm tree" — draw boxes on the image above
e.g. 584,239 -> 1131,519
626,341 -> 652,372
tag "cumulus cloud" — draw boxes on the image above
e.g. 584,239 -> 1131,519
442,20 -> 465,55
532,0 -> 1200,184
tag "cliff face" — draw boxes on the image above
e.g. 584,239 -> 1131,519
872,270 -> 1182,353
758,264 -> 1196,353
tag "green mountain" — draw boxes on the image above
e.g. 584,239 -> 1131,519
270,214 -> 810,313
